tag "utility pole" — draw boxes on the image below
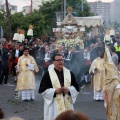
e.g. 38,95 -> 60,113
64,0 -> 66,18
30,0 -> 32,13
61,0 -> 63,21
82,0 -> 83,12
5,0 -> 12,40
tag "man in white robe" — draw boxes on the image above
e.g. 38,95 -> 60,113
39,53 -> 79,120
16,48 -> 39,101
89,48 -> 105,101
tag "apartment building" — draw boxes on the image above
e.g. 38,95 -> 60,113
88,0 -> 111,26
111,0 -> 120,23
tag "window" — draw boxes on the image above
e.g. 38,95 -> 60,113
11,6 -> 16,10
0,5 -> 4,10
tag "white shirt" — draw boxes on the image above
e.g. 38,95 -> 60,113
66,51 -> 71,61
15,50 -> 19,57
84,51 -> 90,60
114,42 -> 118,47
44,52 -> 50,62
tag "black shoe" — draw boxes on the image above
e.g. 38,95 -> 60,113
23,99 -> 29,102
95,99 -> 103,101
31,98 -> 34,101
14,80 -> 17,83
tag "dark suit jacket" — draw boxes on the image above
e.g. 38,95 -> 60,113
12,49 -> 23,60
70,51 -> 84,76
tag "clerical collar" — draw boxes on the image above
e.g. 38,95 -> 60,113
23,54 -> 30,58
54,68 -> 63,72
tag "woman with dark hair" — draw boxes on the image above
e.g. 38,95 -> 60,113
55,110 -> 88,120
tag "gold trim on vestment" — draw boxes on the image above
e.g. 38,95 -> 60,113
49,67 -> 71,115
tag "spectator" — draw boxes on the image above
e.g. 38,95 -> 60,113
111,46 -> 119,67
0,44 -> 9,85
19,44 -> 24,57
12,42 -> 21,83
55,110 -> 88,120
0,42 -> 2,56
23,39 -> 29,48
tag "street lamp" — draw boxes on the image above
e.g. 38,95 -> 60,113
55,12 -> 62,22
64,0 -> 67,18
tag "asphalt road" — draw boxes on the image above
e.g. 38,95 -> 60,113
0,75 -> 107,120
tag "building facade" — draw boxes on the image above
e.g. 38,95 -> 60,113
22,6 -> 31,15
88,0 -> 111,26
0,3 -> 17,14
110,0 -> 120,23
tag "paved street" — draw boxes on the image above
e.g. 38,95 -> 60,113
0,75 -> 107,120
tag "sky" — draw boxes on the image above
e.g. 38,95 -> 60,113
2,0 -> 31,11
11,0 -> 31,11
1,0 -> 113,12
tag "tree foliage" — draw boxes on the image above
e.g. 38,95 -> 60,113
0,0 -> 94,38
10,11 -> 48,37
67,0 -> 94,16
39,0 -> 94,35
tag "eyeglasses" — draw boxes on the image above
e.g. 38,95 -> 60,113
54,59 -> 64,62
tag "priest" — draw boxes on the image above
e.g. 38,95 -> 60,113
38,53 -> 79,120
103,46 -> 120,120
89,47 -> 106,101
16,48 -> 39,101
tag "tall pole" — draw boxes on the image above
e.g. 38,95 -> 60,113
64,0 -> 66,18
30,0 -> 32,13
61,0 -> 63,21
5,0 -> 12,40
82,0 -> 83,12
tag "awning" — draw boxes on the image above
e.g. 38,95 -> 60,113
61,14 -> 104,27
75,16 -> 104,27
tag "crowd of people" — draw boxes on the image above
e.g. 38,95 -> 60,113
0,35 -> 102,86
0,32 -> 120,120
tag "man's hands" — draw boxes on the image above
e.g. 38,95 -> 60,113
55,87 -> 69,94
62,87 -> 69,94
55,88 -> 63,94
94,68 -> 98,74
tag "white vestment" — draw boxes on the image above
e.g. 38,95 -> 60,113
18,89 -> 35,100
42,67 -> 79,120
